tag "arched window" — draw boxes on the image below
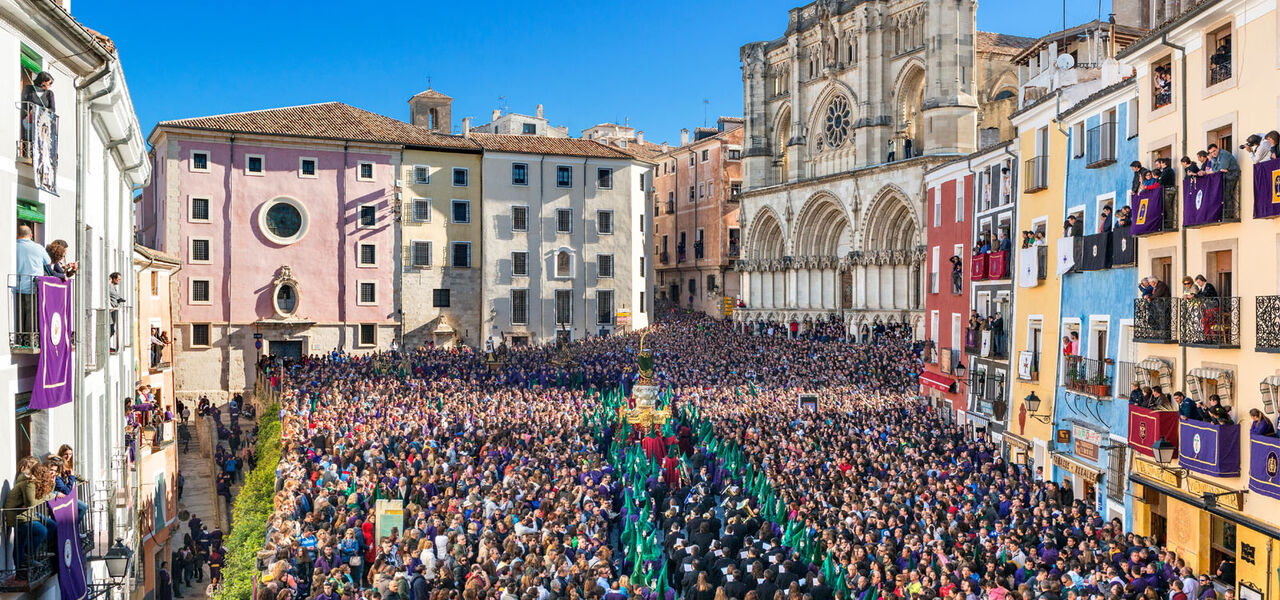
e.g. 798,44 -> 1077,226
993,89 -> 1016,101
556,251 -> 572,278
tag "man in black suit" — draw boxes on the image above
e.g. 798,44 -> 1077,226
809,573 -> 835,600
723,566 -> 750,600
755,567 -> 780,600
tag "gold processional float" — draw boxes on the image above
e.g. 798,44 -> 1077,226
619,331 -> 670,430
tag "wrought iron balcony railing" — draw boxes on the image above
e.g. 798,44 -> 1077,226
1257,296 -> 1280,352
1178,296 -> 1240,349
1085,121 -> 1117,168
1133,297 -> 1177,343
1063,355 -> 1114,398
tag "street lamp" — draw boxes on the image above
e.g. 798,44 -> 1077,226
1024,391 -> 1050,423
1152,437 -> 1177,465
87,538 -> 133,598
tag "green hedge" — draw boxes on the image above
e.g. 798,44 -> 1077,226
215,403 -> 281,600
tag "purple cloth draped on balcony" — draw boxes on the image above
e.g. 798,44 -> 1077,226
1183,172 -> 1224,226
1178,418 -> 1240,477
965,329 -> 979,349
49,487 -> 87,600
31,276 -> 73,410
1130,186 -> 1164,235
1248,434 -> 1280,500
1252,156 -> 1280,218
971,253 -> 988,280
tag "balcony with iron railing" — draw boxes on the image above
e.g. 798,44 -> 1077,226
659,251 -> 670,264
665,200 -> 675,214
8,274 -> 43,352
1085,122 -> 1117,168
1023,156 -> 1048,193
1178,296 -> 1240,349
1063,355 -> 1115,398
1257,296 -> 1280,352
727,243 -> 741,259
1183,177 -> 1240,227
1133,297 -> 1177,343
1,480 -> 96,592
1208,48 -> 1232,86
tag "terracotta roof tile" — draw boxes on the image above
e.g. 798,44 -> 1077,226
977,31 -> 1037,55
157,102 -> 479,150
469,133 -> 633,159
410,88 -> 452,101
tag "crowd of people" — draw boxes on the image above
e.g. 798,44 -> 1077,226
225,308 -> 1249,600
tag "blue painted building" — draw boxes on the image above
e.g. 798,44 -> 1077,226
1050,79 -> 1140,528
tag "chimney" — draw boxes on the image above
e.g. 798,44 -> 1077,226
536,104 -> 544,119
680,128 -> 689,146
462,117 -> 471,138
492,108 -> 501,122
636,131 -> 645,145
661,142 -> 669,152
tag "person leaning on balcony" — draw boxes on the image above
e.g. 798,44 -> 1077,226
1249,408 -> 1277,438
1266,131 -> 1280,161
1194,275 -> 1218,298
1205,395 -> 1233,425
1099,205 -> 1114,233
949,255 -> 963,292
1208,144 -> 1241,199
20,72 -> 54,142
1128,382 -> 1145,406
1117,205 -> 1133,228
1243,134 -> 1273,164
1181,156 -> 1204,178
998,230 -> 1011,252
1130,161 -> 1145,195
2,458 -> 57,581
44,239 -> 77,280
1177,392 -> 1205,421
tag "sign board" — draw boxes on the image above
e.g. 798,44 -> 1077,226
722,297 -> 735,316
798,394 -> 818,412
374,499 -> 403,541
253,333 -> 264,340
939,348 -> 953,374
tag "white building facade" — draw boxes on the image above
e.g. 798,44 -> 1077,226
472,134 -> 651,345
2,0 -> 150,596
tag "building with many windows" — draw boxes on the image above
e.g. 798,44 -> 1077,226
651,119 -> 744,317
139,103 -> 464,399
1118,0 -> 1280,587
398,95 -> 485,348
1052,79 -> 1141,527
966,141 -> 1020,442
920,161 -> 974,423
2,0 -> 151,596
734,0 -> 1031,336
472,133 -> 652,345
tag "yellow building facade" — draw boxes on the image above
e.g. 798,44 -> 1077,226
399,143 -> 485,347
1120,1 -> 1280,597
1008,98 -> 1070,471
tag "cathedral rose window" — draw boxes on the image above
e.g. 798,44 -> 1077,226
824,96 -> 851,149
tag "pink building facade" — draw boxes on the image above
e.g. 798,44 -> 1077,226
139,103 -> 414,400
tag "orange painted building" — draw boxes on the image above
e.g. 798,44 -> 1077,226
132,244 -> 182,600
651,118 -> 744,317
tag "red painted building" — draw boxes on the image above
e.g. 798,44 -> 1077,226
920,161 -> 974,421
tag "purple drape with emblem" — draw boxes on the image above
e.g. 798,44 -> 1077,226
49,487 -> 87,600
1130,186 -> 1164,235
31,276 -> 73,409
1249,434 -> 1280,500
1252,157 -> 1280,218
1177,418 -> 1240,477
1183,172 -> 1224,226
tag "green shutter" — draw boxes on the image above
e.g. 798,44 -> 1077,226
17,198 -> 45,224
20,43 -> 42,75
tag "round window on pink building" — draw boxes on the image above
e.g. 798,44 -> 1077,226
258,197 -> 309,245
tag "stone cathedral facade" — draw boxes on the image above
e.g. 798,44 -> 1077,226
734,0 -> 1029,337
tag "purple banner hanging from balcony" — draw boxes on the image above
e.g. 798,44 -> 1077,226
1130,186 -> 1164,235
49,487 -> 87,600
1183,172 -> 1224,226
1249,434 -> 1280,500
1251,156 -> 1280,218
1178,418 -> 1240,477
30,276 -> 73,410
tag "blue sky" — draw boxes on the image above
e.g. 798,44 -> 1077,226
76,0 -> 1109,146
